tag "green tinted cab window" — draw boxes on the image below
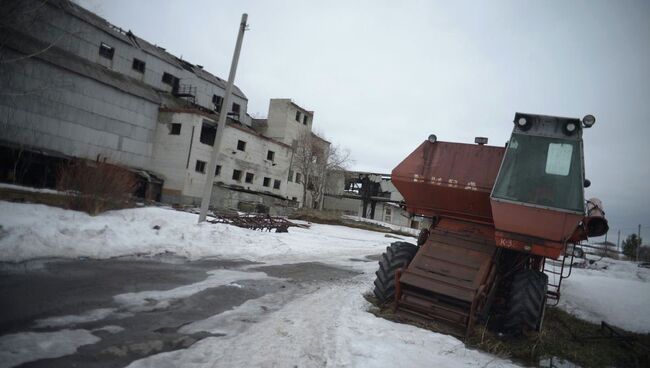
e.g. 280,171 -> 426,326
492,134 -> 584,212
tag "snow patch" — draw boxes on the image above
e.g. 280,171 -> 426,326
34,308 -> 116,328
92,325 -> 125,334
113,269 -> 270,310
0,183 -> 62,195
0,329 -> 100,368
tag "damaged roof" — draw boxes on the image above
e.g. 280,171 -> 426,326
51,0 -> 247,100
2,28 -> 161,104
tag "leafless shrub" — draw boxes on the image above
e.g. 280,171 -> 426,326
56,160 -> 137,215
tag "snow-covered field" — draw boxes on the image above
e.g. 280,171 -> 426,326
0,201 -> 394,265
1,200 -> 649,367
557,257 -> 650,333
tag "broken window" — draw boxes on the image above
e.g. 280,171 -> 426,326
169,123 -> 181,135
132,58 -> 145,73
237,140 -> 246,151
245,172 -> 254,183
295,111 -> 301,122
303,115 -> 308,125
295,173 -> 302,184
162,72 -> 179,86
263,177 -> 271,187
99,42 -> 115,59
216,165 -> 221,176
232,169 -> 242,181
267,150 -> 275,161
288,170 -> 294,182
212,95 -> 223,112
273,179 -> 281,189
232,103 -> 241,116
200,121 -> 216,146
195,160 -> 206,173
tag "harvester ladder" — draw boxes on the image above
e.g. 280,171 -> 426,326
542,242 -> 577,306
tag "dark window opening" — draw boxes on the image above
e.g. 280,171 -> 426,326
132,58 -> 145,73
237,140 -> 246,151
169,123 -> 181,135
303,115 -> 308,125
263,177 -> 271,187
216,165 -> 221,176
267,150 -> 275,161
162,72 -> 179,87
295,173 -> 302,184
232,169 -> 242,181
195,160 -> 206,173
231,103 -> 241,117
291,197 -> 297,201
212,95 -> 223,112
273,179 -> 281,189
295,111 -> 301,122
99,42 -> 114,59
200,121 -> 217,146
245,172 -> 254,183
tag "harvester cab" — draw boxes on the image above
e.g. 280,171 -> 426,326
373,112 -> 607,337
491,113 -> 607,260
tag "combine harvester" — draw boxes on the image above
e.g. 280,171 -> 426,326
373,113 -> 608,336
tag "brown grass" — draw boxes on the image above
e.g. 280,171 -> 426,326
364,293 -> 650,367
56,161 -> 138,215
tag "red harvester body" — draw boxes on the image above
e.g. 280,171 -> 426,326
373,113 -> 608,336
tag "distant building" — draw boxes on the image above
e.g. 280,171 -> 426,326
0,0 -> 328,214
324,170 -> 432,230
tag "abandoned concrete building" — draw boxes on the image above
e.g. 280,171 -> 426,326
0,0 -> 329,213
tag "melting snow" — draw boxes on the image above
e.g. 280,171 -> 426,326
0,329 -> 100,368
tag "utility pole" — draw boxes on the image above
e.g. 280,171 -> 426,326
617,229 -> 621,252
198,13 -> 248,223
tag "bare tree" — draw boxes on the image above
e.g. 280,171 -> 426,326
292,130 -> 322,207
292,129 -> 353,209
313,143 -> 353,210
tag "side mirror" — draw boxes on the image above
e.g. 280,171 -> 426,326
584,179 -> 591,188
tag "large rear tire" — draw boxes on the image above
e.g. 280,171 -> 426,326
373,242 -> 418,305
417,228 -> 429,246
503,269 -> 548,335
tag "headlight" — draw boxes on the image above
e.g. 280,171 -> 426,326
514,114 -> 532,131
563,120 -> 579,136
582,114 -> 596,128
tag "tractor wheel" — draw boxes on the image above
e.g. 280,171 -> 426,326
373,242 -> 419,305
503,269 -> 548,335
417,228 -> 430,246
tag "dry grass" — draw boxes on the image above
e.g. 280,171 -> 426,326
364,293 -> 650,367
56,161 -> 138,215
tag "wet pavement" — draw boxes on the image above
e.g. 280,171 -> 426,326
0,255 -> 363,367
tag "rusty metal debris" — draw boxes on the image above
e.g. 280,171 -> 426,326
207,213 -> 302,233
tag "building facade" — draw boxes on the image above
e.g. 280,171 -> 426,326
0,0 -> 325,214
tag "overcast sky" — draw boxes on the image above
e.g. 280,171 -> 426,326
78,0 -> 649,241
